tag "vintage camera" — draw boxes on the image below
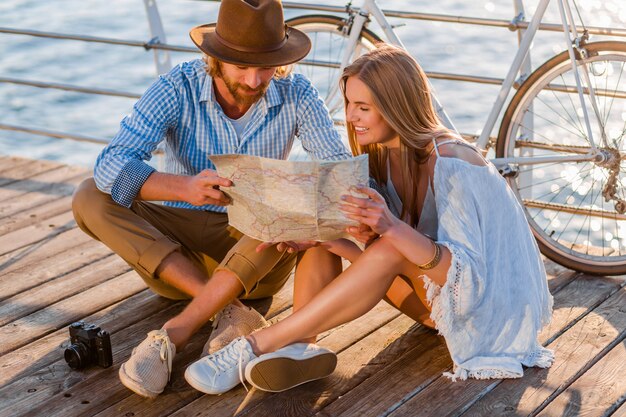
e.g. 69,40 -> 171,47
64,321 -> 113,369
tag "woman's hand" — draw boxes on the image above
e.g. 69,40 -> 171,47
345,223 -> 379,246
340,186 -> 402,236
256,240 -> 319,253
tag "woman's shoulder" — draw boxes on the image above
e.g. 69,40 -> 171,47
434,138 -> 488,167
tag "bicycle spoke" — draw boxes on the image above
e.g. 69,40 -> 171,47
523,105 -> 588,142
561,73 -> 589,137
517,164 -> 595,191
546,74 -> 587,137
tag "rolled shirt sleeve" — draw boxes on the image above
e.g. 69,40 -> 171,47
94,73 -> 179,207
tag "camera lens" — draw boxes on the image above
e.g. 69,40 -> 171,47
64,343 -> 89,369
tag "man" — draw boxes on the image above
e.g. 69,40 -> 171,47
72,0 -> 350,398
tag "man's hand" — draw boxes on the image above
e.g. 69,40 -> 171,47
182,169 -> 232,206
256,240 -> 320,253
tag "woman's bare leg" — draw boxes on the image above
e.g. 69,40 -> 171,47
249,238 -> 409,354
384,276 -> 435,329
291,246 -> 344,343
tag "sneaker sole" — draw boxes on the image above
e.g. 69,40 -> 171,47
245,352 -> 337,392
118,363 -> 162,399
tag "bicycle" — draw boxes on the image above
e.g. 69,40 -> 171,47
285,0 -> 626,275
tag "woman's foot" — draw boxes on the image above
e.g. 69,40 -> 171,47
244,343 -> 337,392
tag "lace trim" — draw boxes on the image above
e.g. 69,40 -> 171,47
422,241 -> 467,336
522,346 -> 555,368
444,367 -> 523,381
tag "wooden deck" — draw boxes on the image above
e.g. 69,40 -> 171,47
0,155 -> 624,417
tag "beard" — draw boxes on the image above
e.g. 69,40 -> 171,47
222,75 -> 269,107
212,60 -> 270,107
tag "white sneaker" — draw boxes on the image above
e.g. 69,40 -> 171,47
185,336 -> 257,395
119,329 -> 176,398
244,343 -> 337,392
201,303 -> 268,357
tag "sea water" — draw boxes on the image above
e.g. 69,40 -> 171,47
0,0 -> 624,166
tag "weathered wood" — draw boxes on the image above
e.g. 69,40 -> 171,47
94,300 -> 402,417
457,286 -> 626,417
536,336 -> 626,417
0,156 -> 34,172
0,289 -> 173,386
385,274 -> 625,417
0,302 -> 188,417
0,159 -> 64,187
0,254 -> 128,325
0,164 -> 85,205
0,271 -> 147,355
170,315 -> 421,417
0,210 -> 77,256
0,156 -> 623,417
18,276 -> 297,417
0,238 -> 111,301
0,194 -> 78,235
320,336 -> 450,417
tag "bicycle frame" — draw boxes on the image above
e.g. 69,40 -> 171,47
334,0 -> 604,167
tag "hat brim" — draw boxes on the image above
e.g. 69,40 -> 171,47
189,23 -> 311,67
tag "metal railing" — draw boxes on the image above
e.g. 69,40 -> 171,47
1,0 -> 625,147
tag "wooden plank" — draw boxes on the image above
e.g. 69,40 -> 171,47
446,286 -> 626,417
167,314 -> 421,417
383,275 -> 625,417
0,238 -> 111,301
321,337 -> 450,417
319,265 -> 583,417
0,156 -> 34,172
0,289 -> 174,386
0,159 -> 64,187
94,300 -> 402,417
536,336 -> 626,417
0,195 -> 78,236
15,276 -> 297,417
0,301 -> 188,417
0,254 -> 128,326
0,167 -> 86,219
613,401 -> 626,417
0,271 -> 147,355
0,210 -> 76,256
0,164 -> 85,202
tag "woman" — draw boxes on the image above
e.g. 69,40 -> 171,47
184,44 -> 554,395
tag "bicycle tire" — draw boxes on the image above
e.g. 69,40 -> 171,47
497,41 -> 626,275
286,14 -> 383,117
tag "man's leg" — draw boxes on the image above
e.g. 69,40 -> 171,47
72,178 -> 240,300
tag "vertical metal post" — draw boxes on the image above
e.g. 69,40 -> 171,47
514,0 -> 533,192
143,0 -> 172,75
143,0 -> 172,170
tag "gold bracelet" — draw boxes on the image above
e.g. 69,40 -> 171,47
416,240 -> 442,270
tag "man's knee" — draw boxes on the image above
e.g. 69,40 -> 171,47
72,177 -> 116,237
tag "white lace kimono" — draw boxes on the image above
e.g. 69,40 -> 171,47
422,156 -> 554,380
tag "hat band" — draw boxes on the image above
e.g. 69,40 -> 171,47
214,26 -> 290,54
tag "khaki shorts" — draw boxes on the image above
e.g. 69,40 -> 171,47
72,178 -> 295,300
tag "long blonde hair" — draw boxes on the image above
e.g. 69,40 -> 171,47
340,44 -> 457,226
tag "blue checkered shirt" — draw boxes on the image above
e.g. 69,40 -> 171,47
94,59 -> 351,212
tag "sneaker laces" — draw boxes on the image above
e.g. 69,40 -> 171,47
148,330 -> 174,382
206,337 -> 251,391
211,304 -> 235,330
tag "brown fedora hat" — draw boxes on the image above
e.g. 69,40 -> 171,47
189,0 -> 311,67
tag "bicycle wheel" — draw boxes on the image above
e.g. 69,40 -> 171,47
497,41 -> 626,275
286,15 -> 382,117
